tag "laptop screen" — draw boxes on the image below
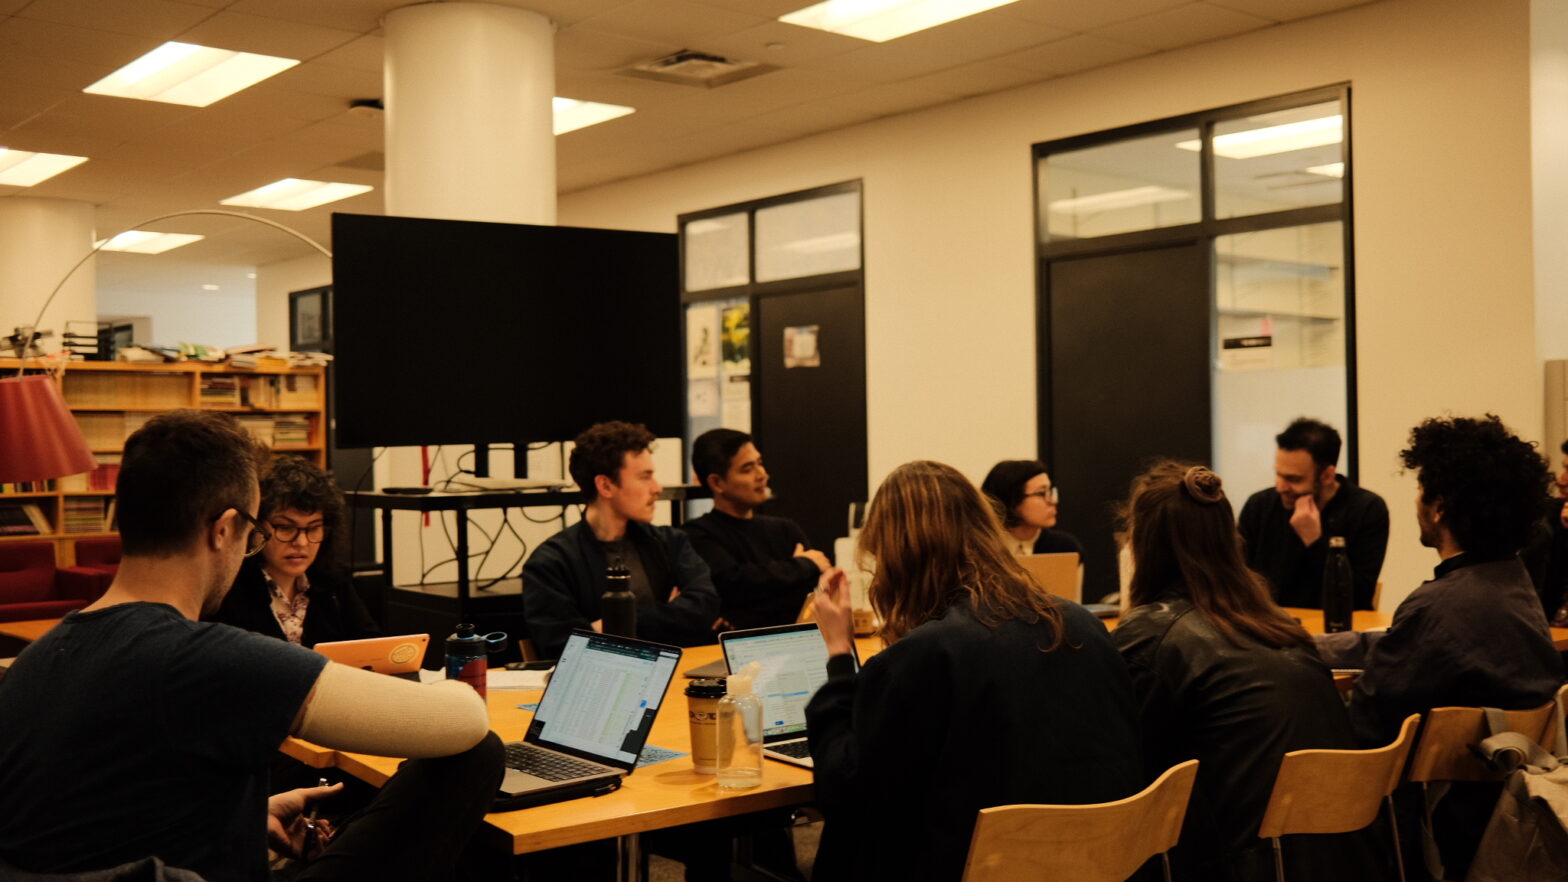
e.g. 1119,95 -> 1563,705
721,624 -> 841,740
528,632 -> 680,768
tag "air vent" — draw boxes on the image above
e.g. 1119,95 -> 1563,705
620,50 -> 776,88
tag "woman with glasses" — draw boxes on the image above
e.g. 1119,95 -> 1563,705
980,459 -> 1084,559
211,455 -> 382,647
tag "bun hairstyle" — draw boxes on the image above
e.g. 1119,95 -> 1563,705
1182,466 -> 1225,505
1123,460 -> 1310,650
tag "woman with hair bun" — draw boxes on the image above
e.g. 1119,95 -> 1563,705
806,460 -> 1142,882
1112,461 -> 1371,881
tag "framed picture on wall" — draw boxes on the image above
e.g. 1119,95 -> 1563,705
290,286 -> 331,351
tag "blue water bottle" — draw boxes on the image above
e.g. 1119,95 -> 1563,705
446,623 -> 488,699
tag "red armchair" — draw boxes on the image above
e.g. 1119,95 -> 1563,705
60,535 -> 121,599
0,541 -> 105,622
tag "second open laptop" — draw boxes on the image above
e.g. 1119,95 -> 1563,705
718,622 -> 859,769
495,630 -> 682,810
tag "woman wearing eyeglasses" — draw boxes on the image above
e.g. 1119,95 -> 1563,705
211,455 -> 382,647
980,459 -> 1084,559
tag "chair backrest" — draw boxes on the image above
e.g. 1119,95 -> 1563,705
1018,552 -> 1081,603
962,759 -> 1198,882
1407,700 -> 1558,784
1257,713 -> 1421,838
0,541 -> 56,604
73,535 -> 122,568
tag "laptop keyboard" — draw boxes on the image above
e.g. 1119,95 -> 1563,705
770,740 -> 812,759
504,742 -> 610,781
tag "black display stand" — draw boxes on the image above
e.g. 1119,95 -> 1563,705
347,486 -> 699,665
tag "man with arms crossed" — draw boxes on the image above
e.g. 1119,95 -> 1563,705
0,411 -> 502,881
1320,414 -> 1564,877
522,421 -> 719,659
1238,417 -> 1389,608
683,428 -> 827,630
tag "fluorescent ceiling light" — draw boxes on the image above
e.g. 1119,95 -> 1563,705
553,97 -> 635,135
83,41 -> 299,107
95,230 -> 205,254
1305,162 -> 1345,178
0,148 -> 88,187
1049,186 -> 1190,214
780,0 -> 1021,42
220,178 -> 373,211
1175,115 -> 1343,159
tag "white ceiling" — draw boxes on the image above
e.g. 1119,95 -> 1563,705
0,0 -> 1377,285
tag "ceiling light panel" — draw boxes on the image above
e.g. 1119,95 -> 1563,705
553,98 -> 635,135
221,178 -> 374,211
0,148 -> 89,187
84,42 -> 300,107
1175,115 -> 1343,160
780,0 -> 1023,43
1306,162 -> 1345,178
96,231 -> 205,254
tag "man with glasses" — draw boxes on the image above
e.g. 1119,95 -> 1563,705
213,455 -> 382,647
1238,417 -> 1388,609
0,410 -> 502,881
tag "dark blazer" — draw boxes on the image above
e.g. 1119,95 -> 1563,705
1237,476 -> 1388,609
805,598 -> 1143,882
1113,594 -> 1368,881
681,510 -> 819,630
521,519 -> 720,659
211,559 -> 382,648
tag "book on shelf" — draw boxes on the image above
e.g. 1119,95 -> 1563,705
274,415 -> 311,446
0,479 -> 55,494
237,415 -> 276,446
278,374 -> 318,409
58,454 -> 122,492
0,503 -> 46,536
63,497 -> 112,534
199,374 -> 241,406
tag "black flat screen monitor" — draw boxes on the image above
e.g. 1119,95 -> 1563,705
331,212 -> 682,448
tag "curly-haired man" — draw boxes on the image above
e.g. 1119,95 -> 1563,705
521,421 -> 718,658
1321,414 -> 1564,877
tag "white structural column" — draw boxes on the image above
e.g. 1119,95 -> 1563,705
0,198 -> 96,349
383,2 -> 557,225
1533,0 -> 1568,363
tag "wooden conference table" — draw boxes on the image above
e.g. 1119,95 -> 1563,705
283,605 -> 1532,864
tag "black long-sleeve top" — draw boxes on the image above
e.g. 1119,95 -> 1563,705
1237,476 -> 1388,609
521,520 -> 720,659
210,559 -> 382,648
804,598 -> 1144,882
681,510 -> 819,630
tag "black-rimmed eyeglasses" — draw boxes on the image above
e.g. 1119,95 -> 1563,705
1023,487 -> 1060,504
231,509 -> 271,557
268,522 -> 327,544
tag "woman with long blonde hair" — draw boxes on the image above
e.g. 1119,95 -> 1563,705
806,460 -> 1143,882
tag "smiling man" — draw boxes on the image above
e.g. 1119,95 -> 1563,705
1238,417 -> 1389,609
682,428 -> 828,631
521,421 -> 719,659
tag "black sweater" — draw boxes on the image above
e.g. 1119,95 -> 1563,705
681,510 -> 819,630
210,559 -> 382,648
1237,476 -> 1388,609
805,599 -> 1143,882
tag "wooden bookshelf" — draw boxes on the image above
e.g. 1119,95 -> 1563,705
0,358 -> 327,566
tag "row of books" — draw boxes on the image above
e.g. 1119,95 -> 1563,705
74,413 -> 154,449
198,373 -> 319,409
63,372 -> 188,409
63,498 -> 115,534
0,503 -> 51,535
58,455 -> 121,493
234,414 -> 314,447
0,480 -> 55,494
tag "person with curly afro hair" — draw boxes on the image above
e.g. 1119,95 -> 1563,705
1319,414 -> 1564,879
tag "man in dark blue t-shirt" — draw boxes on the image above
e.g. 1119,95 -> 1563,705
0,411 -> 503,881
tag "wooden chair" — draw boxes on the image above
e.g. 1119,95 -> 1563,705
961,759 -> 1198,882
1257,713 -> 1421,882
1406,699 -> 1558,785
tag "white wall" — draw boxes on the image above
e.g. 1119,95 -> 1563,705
1534,0 -> 1568,364
95,286 -> 256,349
559,0 -> 1539,611
255,253 -> 330,349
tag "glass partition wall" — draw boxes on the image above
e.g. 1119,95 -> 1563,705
1035,88 -> 1352,582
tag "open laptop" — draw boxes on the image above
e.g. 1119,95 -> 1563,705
1018,552 -> 1081,603
314,634 -> 429,676
495,630 -> 681,810
718,622 -> 858,769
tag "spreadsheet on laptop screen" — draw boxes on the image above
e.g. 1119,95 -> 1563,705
723,628 -> 833,738
533,633 -> 679,764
